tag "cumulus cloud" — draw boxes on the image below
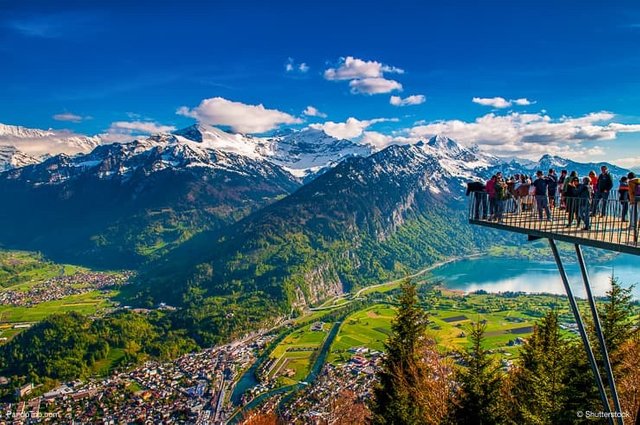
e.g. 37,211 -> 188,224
472,97 -> 535,108
177,97 -> 302,134
472,97 -> 512,108
53,112 -> 87,123
390,94 -> 426,106
108,121 -> 175,134
350,77 -> 403,95
303,106 -> 327,118
325,56 -> 404,96
285,57 -> 309,73
612,156 -> 640,169
324,56 -> 404,80
309,117 -> 396,139
513,98 -> 534,106
98,120 -> 176,143
405,111 -> 640,159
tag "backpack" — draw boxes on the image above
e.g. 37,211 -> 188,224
636,184 -> 640,197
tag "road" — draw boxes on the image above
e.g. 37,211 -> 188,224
309,255 -> 476,311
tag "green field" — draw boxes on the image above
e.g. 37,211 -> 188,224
0,250 -> 89,291
0,249 -> 125,343
328,305 -> 396,363
267,322 -> 329,385
91,347 -> 126,376
0,290 -> 119,343
323,291 -> 584,364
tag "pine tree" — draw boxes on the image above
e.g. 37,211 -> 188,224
599,276 -> 635,356
451,320 -> 502,425
370,279 -> 429,425
506,309 -> 602,424
507,310 -> 571,424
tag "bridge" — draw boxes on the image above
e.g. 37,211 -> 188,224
468,192 -> 639,425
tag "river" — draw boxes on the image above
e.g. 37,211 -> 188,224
430,252 -> 640,299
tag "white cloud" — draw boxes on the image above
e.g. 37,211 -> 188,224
390,94 -> 426,106
472,97 -> 512,108
513,98 -> 534,106
612,156 -> 640,169
350,77 -> 403,95
361,131 -> 394,149
472,96 -> 536,108
324,56 -> 405,96
303,106 -> 327,118
53,112 -> 87,123
404,111 -> 640,159
108,121 -> 175,134
286,57 -> 309,73
309,117 -> 396,139
98,120 -> 176,143
324,56 -> 404,81
177,97 -> 302,134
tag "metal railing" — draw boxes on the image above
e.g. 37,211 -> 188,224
468,191 -> 639,252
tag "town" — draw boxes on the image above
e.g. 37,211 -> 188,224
1,332 -> 274,424
0,272 -> 132,307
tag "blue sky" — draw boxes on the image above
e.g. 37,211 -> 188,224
1,0 -> 640,165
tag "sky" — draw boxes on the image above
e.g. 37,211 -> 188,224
1,0 -> 640,166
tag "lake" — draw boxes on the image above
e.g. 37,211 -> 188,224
430,252 -> 640,300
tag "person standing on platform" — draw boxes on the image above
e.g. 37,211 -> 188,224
618,176 -> 629,222
486,175 -> 497,221
558,170 -> 568,209
628,172 -> 640,233
494,176 -> 508,223
577,177 -> 592,230
547,169 -> 558,209
593,165 -> 613,217
533,171 -> 552,221
566,176 -> 580,227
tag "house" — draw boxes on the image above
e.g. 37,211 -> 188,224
310,322 -> 325,332
16,383 -> 33,398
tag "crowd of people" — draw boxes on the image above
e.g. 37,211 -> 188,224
467,166 -> 640,232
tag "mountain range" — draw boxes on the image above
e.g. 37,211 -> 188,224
0,122 -> 633,309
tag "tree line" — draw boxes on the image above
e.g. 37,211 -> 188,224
370,279 -> 640,425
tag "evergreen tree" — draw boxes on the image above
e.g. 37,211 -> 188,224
370,280 -> 428,425
507,310 -> 569,424
451,320 -> 502,425
506,310 -> 601,424
599,276 -> 635,356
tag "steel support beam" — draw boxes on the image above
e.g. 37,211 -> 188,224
548,239 -> 614,425
575,244 -> 624,425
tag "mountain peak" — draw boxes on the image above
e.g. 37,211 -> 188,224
425,134 -> 465,153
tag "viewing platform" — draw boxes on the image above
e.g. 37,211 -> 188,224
468,190 -> 637,425
468,192 -> 639,256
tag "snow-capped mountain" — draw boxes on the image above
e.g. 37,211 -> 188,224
173,124 -> 372,179
263,128 -> 373,178
0,123 -> 101,157
485,153 -> 631,182
0,145 -> 39,171
3,135 -> 299,188
0,135 -> 301,267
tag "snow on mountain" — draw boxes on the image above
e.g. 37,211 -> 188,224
0,123 -> 101,157
173,124 -> 372,178
0,145 -> 39,171
3,136 -> 299,188
487,153 -> 631,182
264,128 -> 373,178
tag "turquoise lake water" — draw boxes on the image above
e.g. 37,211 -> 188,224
430,253 -> 640,300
